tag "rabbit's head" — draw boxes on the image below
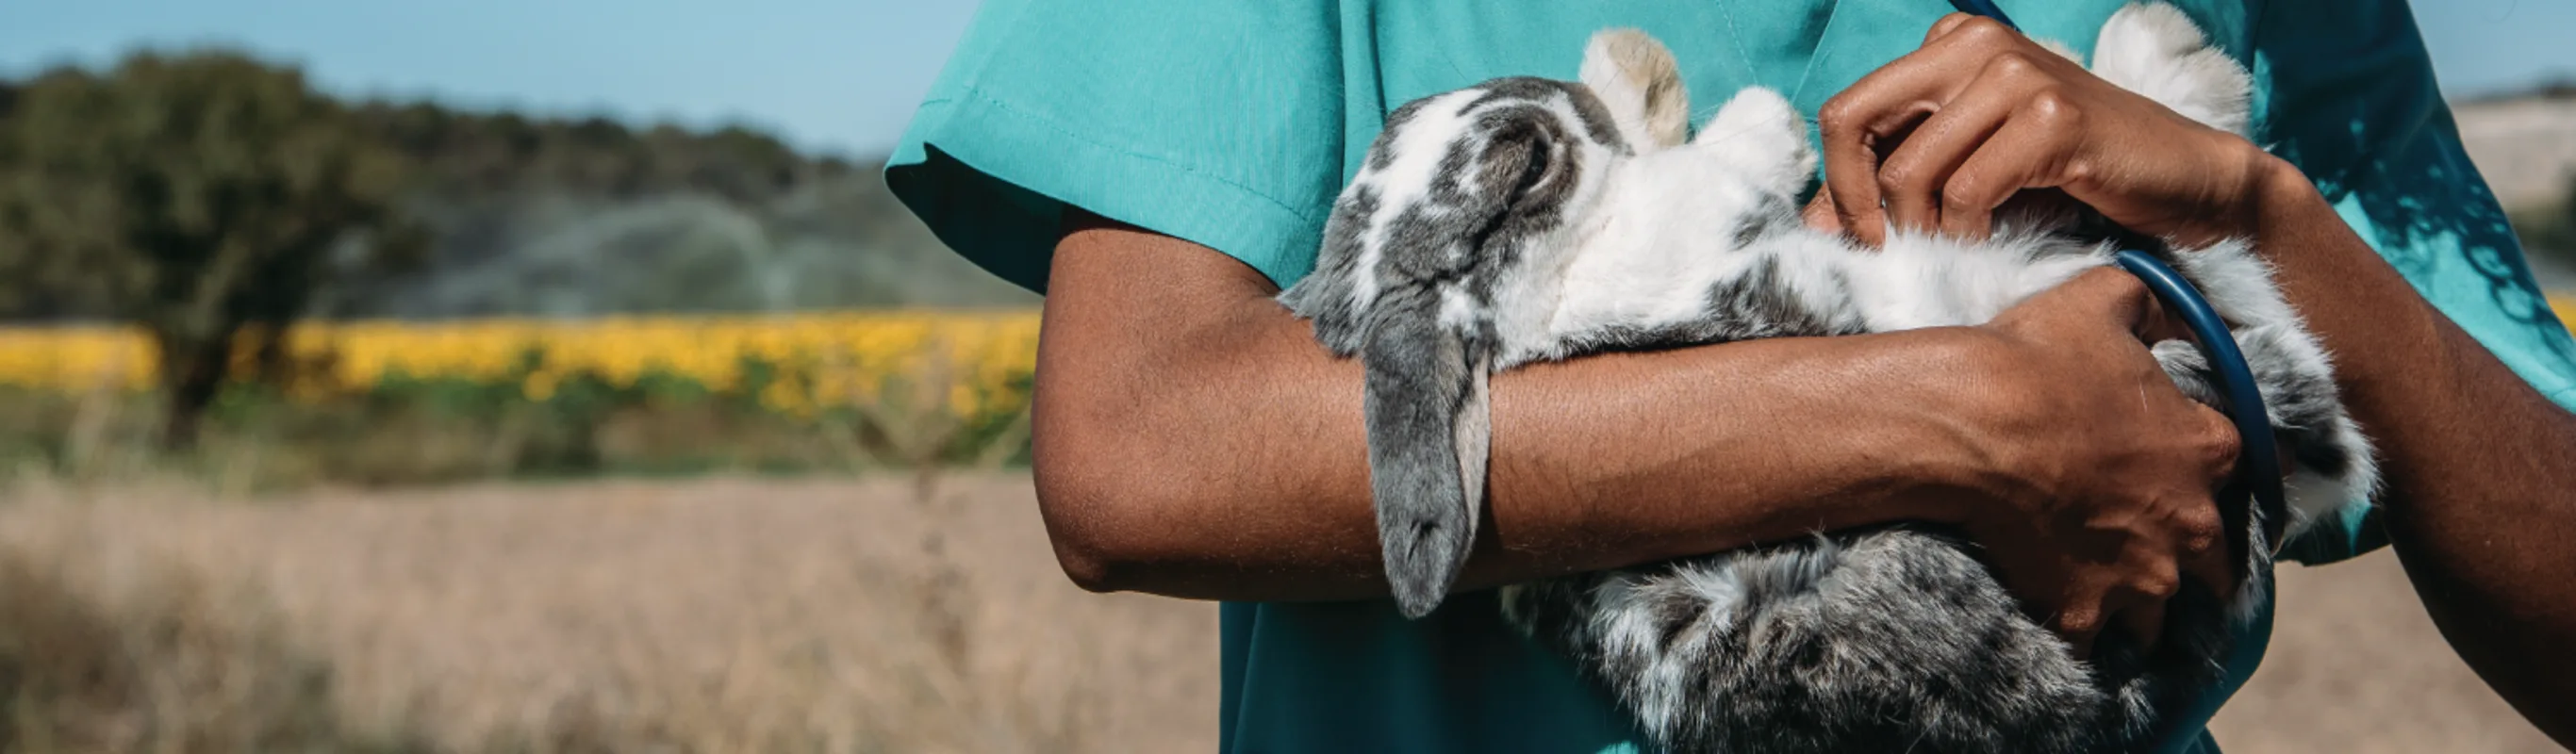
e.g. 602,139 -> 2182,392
1280,30 -> 1822,619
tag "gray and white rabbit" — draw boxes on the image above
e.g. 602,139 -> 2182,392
1279,4 -> 2378,752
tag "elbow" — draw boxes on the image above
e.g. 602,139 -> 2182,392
1030,408 -> 1192,595
1037,481 -> 1131,595
1043,527 -> 1125,595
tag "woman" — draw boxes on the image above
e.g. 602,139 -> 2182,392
885,1 -> 2576,750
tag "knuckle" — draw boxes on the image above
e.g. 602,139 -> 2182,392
2026,89 -> 2074,123
1942,174 -> 1990,212
2057,609 -> 2104,636
2134,287 -> 2169,324
1817,99 -> 1862,135
1876,164 -> 1914,194
1984,51 -> 2039,81
2203,421 -> 2245,468
1950,17 -> 2015,47
2080,265 -> 2144,299
2029,89 -> 2071,118
2136,566 -> 2183,599
1940,188 -> 1978,216
2179,507 -> 2226,550
2076,265 -> 2126,285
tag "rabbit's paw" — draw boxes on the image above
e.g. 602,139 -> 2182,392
2089,2 -> 2253,137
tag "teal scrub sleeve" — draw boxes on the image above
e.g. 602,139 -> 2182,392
882,0 -> 1353,293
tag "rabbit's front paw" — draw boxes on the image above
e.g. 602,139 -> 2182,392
2089,2 -> 2253,137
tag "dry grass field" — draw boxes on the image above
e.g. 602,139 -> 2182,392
0,475 -> 1213,753
0,473 -> 2562,753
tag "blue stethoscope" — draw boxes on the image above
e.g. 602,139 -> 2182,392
1946,0 -> 2289,554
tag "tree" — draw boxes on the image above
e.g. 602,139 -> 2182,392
0,50 -> 423,447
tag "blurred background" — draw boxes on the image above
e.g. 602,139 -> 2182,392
0,1 -> 2568,752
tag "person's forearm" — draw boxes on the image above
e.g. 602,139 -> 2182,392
2249,159 -> 2576,744
1033,218 -> 1977,602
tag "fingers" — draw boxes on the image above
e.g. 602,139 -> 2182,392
2112,577 -> 2173,656
2186,405 -> 2243,599
2176,495 -> 2238,608
2055,593 -> 2104,660
1872,53 -> 2038,238
2183,512 -> 2240,602
2090,484 -> 2232,657
1816,22 -> 2013,245
1815,93 -> 1911,247
1820,13 -> 2102,246
2195,404 -> 2244,486
1936,91 -> 2085,240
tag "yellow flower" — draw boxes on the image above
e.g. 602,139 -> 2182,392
0,309 -> 1046,424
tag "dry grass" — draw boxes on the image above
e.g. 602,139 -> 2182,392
0,473 -> 2562,753
0,474 -> 1213,753
0,544 -> 426,753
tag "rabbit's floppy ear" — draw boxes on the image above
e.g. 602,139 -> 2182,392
1581,28 -> 1690,149
1362,309 -> 1492,618
1355,97 -> 1583,618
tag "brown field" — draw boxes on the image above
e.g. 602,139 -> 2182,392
0,473 -> 2561,753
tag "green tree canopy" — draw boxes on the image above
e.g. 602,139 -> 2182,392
0,50 -> 422,445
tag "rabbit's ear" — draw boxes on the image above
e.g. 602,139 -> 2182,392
1356,97 -> 1587,618
1362,310 -> 1492,619
1581,28 -> 1690,149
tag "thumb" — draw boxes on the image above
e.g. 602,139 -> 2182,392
1803,190 -> 1848,237
2052,267 -> 2184,343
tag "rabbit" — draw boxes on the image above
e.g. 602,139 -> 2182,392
1276,4 -> 2379,752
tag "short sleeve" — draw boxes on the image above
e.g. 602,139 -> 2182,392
881,0 -> 1357,293
2249,0 -> 2576,564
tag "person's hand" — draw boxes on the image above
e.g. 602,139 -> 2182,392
1930,268 -> 2242,657
1803,13 -> 2283,249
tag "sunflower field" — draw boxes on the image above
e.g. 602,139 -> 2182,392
6,311 -> 1038,411
0,310 -> 1044,485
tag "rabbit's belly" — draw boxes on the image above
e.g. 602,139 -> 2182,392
1843,237 -> 2109,333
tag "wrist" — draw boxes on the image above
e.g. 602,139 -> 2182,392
2240,147 -> 2335,244
1866,327 -> 2025,528
2190,139 -> 2307,247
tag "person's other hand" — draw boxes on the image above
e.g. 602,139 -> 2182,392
1803,13 -> 2282,249
1929,268 -> 2242,657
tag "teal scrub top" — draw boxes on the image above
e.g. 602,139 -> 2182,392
885,0 -> 2576,751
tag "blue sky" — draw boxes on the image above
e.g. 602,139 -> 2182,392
2,0 -> 2570,157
